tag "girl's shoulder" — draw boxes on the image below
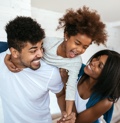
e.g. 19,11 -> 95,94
43,37 -> 63,50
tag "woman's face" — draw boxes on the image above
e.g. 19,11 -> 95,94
65,33 -> 92,58
84,55 -> 108,79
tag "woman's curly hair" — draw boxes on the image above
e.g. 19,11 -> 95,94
57,6 -> 107,45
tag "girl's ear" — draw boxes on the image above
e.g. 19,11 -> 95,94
10,47 -> 19,58
64,32 -> 69,41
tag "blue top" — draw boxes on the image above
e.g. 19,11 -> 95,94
78,64 -> 114,123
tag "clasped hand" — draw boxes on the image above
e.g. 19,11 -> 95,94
57,111 -> 76,123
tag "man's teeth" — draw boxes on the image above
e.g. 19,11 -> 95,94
33,60 -> 40,63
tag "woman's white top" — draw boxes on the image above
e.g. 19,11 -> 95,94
75,88 -> 89,113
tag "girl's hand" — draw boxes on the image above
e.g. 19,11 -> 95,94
4,54 -> 22,72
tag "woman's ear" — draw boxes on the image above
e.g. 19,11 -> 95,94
10,47 -> 19,58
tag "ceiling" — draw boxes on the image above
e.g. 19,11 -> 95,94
31,0 -> 120,23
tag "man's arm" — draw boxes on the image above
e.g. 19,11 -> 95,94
56,68 -> 69,112
48,67 -> 76,122
56,88 -> 66,112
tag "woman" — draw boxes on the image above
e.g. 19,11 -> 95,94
59,49 -> 120,123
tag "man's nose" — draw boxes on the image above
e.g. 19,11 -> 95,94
36,49 -> 43,58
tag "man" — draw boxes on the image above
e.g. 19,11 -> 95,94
0,16 -> 66,123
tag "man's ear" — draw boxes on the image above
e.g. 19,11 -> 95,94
10,47 -> 19,58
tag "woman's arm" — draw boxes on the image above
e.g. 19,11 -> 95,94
76,98 -> 113,123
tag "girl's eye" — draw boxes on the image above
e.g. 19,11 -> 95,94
75,42 -> 79,45
75,41 -> 80,45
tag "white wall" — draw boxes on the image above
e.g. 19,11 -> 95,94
0,0 -> 31,41
106,27 -> 120,53
32,7 -> 63,38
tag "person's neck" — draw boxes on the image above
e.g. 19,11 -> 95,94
11,56 -> 24,69
85,77 -> 96,89
77,77 -> 97,99
57,41 -> 66,58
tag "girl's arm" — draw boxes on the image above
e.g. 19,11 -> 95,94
4,54 -> 21,72
76,98 -> 113,123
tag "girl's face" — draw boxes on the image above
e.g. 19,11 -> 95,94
84,55 -> 108,79
65,33 -> 92,58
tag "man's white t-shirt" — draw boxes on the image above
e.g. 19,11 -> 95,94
0,51 -> 63,123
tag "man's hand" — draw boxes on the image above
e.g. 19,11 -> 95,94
57,111 -> 76,123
